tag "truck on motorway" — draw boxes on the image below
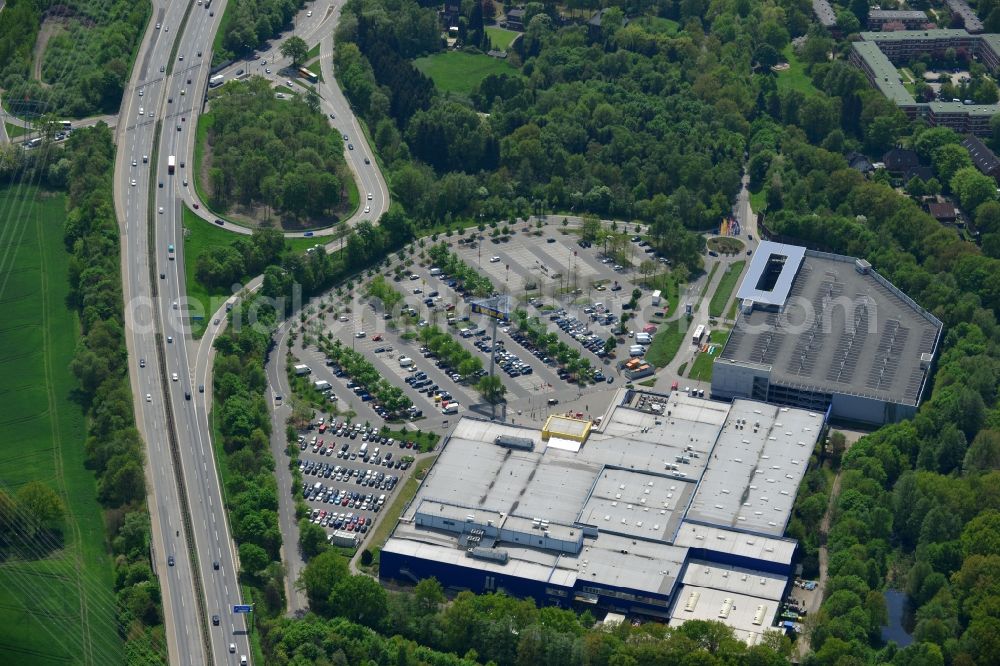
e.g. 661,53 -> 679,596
208,74 -> 224,88
293,364 -> 311,375
167,155 -> 175,174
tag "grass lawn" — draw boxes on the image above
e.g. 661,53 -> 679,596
749,187 -> 766,215
687,329 -> 730,382
367,456 -> 437,563
212,1 -> 235,60
707,236 -> 745,255
0,186 -> 121,666
5,122 -> 29,138
413,51 -> 516,96
306,42 -> 320,62
181,206 -> 324,336
776,44 -> 819,95
274,85 -> 295,95
709,260 -> 746,318
646,318 -> 690,368
485,26 -> 519,49
635,16 -> 680,34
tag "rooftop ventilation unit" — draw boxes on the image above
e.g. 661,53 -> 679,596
467,547 -> 509,564
684,591 -> 700,612
495,435 -> 534,451
719,598 -> 734,619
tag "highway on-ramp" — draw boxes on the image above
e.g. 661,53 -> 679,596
175,0 -> 389,241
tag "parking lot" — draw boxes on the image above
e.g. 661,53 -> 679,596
290,223 -> 675,430
294,415 -> 417,545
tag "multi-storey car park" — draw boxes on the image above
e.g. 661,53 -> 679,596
850,30 -> 1000,135
711,241 -> 942,426
379,389 -> 825,644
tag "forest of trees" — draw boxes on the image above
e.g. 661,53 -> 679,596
265,554 -> 792,666
217,0 -> 308,61
204,78 -> 351,223
62,125 -> 165,659
0,0 -> 149,117
332,0 -> 725,267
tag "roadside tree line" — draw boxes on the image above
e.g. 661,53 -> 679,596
63,124 -> 165,657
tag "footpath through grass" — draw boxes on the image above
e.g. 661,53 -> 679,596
413,51 -> 517,96
0,186 -> 121,666
709,260 -> 746,318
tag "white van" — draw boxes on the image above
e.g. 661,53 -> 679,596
442,402 -> 459,414
635,333 -> 652,345
429,267 -> 443,276
629,346 -> 645,357
398,356 -> 414,367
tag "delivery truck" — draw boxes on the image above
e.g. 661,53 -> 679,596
208,74 -> 224,88
293,364 -> 311,376
167,155 -> 175,174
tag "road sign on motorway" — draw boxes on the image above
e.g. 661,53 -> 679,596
232,604 -> 253,613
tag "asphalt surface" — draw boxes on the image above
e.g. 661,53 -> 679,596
115,1 -> 252,664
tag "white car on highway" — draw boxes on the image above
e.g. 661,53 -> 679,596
146,393 -> 152,402
158,207 -> 164,214
172,373 -> 178,381
364,205 -> 370,214
130,179 -> 137,187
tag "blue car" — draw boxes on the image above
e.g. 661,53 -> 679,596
304,231 -> 314,237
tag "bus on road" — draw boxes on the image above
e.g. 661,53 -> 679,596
298,67 -> 318,83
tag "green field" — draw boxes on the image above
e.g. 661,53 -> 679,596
306,42 -> 321,62
635,16 -> 680,35
776,44 -> 819,95
0,186 -> 121,665
413,51 -> 516,96
5,122 -> 29,139
182,206 -> 326,336
687,329 -> 730,382
485,26 -> 519,49
709,260 -> 746,317
749,187 -> 767,215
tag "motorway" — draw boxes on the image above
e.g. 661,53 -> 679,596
116,1 -> 254,664
113,0 -> 394,661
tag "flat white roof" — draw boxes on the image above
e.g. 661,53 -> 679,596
673,522 -> 797,566
685,403 -> 823,535
735,241 -> 806,307
670,584 -> 784,645
680,560 -> 787,601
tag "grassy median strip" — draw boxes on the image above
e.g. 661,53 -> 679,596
709,261 -> 745,318
365,456 -> 437,562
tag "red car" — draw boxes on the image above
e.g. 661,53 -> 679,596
372,334 -> 383,341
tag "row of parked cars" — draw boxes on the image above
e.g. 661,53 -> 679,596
549,310 -> 611,358
506,325 -> 608,384
493,344 -> 535,378
309,508 -> 373,534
